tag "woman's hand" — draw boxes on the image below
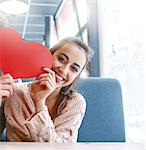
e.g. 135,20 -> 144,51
0,74 -> 14,100
31,68 -> 56,112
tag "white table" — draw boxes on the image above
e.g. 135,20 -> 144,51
0,142 -> 145,150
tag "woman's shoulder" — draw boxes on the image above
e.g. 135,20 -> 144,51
72,91 -> 86,105
62,91 -> 86,114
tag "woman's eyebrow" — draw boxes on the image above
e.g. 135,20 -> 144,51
74,63 -> 80,69
60,53 -> 81,69
60,53 -> 68,60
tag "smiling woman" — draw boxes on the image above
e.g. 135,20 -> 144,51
0,37 -> 94,142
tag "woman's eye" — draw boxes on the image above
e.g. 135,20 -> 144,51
58,56 -> 65,63
71,66 -> 79,72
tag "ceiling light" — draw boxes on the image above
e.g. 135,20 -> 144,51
0,0 -> 28,15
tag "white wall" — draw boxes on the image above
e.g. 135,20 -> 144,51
98,0 -> 146,143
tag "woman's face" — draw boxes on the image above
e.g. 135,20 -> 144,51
52,43 -> 86,88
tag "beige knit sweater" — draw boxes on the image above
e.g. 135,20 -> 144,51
3,83 -> 86,142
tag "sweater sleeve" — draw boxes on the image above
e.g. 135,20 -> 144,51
25,93 -> 86,143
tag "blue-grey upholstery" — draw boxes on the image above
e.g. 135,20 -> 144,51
75,77 -> 125,142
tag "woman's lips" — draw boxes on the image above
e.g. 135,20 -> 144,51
55,73 -> 65,82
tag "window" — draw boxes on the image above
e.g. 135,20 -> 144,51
98,0 -> 146,143
55,0 -> 79,39
75,0 -> 88,27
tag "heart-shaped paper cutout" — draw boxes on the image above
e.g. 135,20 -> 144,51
0,27 -> 52,79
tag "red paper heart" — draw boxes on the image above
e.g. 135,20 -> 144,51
0,28 -> 52,79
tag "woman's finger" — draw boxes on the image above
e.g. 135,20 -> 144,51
0,78 -> 13,85
37,70 -> 56,82
42,67 -> 56,79
37,73 -> 49,80
0,90 -> 11,98
38,76 -> 56,89
0,74 -> 13,80
0,84 -> 13,95
0,74 -> 14,84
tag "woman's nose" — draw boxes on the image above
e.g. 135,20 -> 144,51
58,65 -> 69,75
